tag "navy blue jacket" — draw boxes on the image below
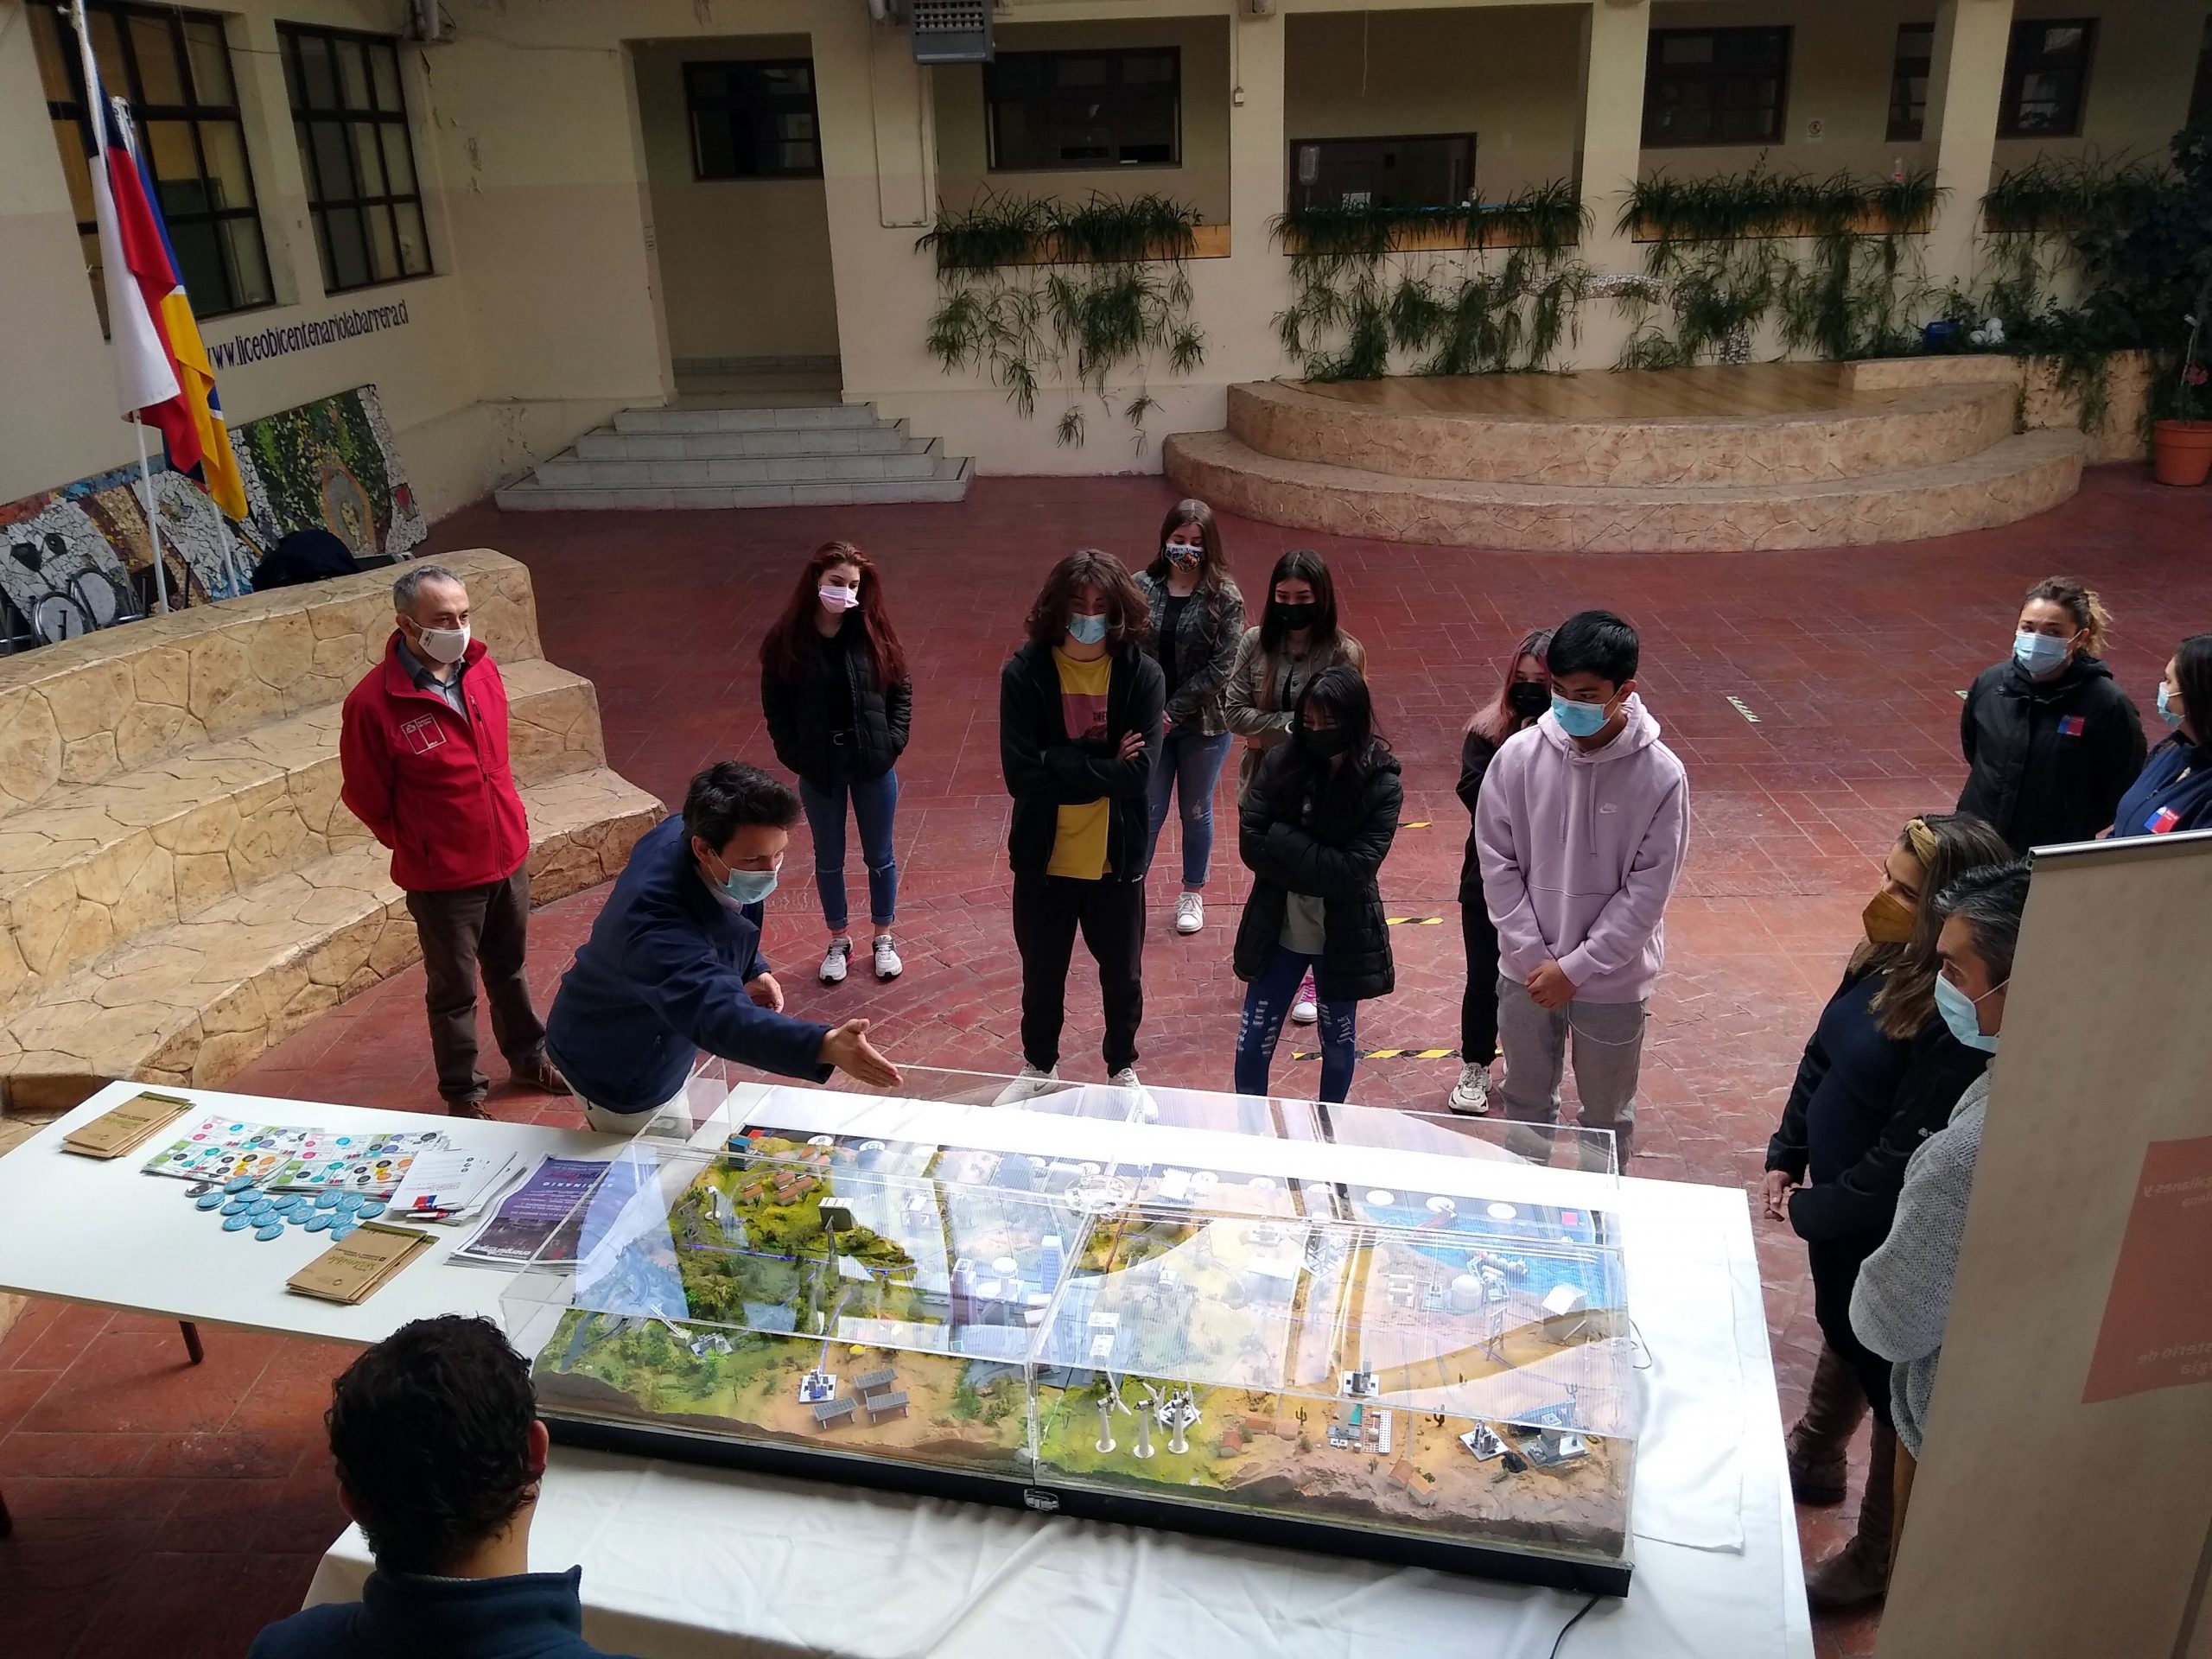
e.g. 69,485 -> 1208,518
248,1566 -> 634,1659
2111,737 -> 2212,838
1764,966 -> 1988,1243
545,816 -> 830,1115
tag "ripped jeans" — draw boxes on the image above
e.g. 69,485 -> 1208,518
1234,945 -> 1358,1103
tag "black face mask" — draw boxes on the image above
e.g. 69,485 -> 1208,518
1507,682 -> 1550,718
1274,601 -> 1319,632
1296,725 -> 1356,760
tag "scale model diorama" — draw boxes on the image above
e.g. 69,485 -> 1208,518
501,1088 -> 1637,1593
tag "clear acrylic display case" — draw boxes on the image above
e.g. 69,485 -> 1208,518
501,1072 -> 1638,1593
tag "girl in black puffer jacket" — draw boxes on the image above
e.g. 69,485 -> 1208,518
1232,664 -> 1401,1103
760,541 -> 913,986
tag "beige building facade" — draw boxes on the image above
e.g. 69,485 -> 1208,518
2,0 -> 2204,507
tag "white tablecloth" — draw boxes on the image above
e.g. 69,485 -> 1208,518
308,1177 -> 1809,1659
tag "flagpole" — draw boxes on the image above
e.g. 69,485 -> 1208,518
132,416 -> 173,616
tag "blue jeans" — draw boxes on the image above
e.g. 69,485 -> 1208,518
1145,727 -> 1234,887
798,758 -> 899,932
1234,945 -> 1358,1103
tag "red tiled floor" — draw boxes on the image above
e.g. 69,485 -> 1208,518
4,466 -> 2209,1656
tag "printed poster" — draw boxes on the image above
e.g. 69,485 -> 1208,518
2081,1135 -> 2212,1404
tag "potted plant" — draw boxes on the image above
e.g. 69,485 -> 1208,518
2152,278 -> 2212,486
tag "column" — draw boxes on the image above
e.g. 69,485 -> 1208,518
1217,7 -> 1290,381
1574,0 -> 1651,283
1922,0 -> 2017,295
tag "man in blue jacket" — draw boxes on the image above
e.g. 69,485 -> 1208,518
248,1315 -> 633,1659
546,761 -> 899,1130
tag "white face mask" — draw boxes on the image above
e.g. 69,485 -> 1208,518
412,621 -> 470,665
819,585 -> 860,613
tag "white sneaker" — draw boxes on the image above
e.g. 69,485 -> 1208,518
1107,1067 -> 1141,1090
992,1064 -> 1060,1105
1447,1062 -> 1493,1116
1290,969 -> 1319,1026
1174,893 -> 1204,934
819,939 -> 852,984
872,934 -> 903,980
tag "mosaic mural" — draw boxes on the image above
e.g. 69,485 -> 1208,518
0,384 -> 425,650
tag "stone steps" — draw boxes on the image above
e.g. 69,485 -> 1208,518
530,438 -> 949,488
576,425 -> 913,461
0,657 -> 607,1017
496,399 -> 974,512
493,456 -> 973,512
0,767 -> 662,1112
1162,427 -> 2087,553
0,550 -> 664,1112
1225,378 -> 2019,487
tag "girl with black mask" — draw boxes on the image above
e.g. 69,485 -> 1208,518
1230,665 -> 1401,1103
1447,629 -> 1553,1115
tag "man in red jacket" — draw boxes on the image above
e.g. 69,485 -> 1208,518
340,565 -> 565,1118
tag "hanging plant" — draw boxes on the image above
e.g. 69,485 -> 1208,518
1269,183 -> 1591,382
918,192 -> 1205,450
1616,165 -> 1942,368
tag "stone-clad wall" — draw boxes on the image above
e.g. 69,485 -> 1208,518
0,549 -> 543,814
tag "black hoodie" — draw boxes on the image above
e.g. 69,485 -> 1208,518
1957,653 -> 2145,851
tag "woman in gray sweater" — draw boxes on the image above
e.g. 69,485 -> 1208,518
1852,858 -> 2030,1558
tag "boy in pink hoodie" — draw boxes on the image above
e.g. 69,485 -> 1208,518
1475,611 -> 1689,1166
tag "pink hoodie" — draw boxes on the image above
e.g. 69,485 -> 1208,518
1475,694 -> 1689,1003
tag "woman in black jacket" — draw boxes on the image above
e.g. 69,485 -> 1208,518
1957,575 -> 2145,851
1134,499 -> 1245,937
760,541 -> 912,985
995,550 -> 1164,1102
1759,810 -> 2012,1608
1447,626 -> 1551,1116
1232,665 -> 1402,1103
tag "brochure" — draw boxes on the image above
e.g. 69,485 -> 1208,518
451,1156 -> 612,1268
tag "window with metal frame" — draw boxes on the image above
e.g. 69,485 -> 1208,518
683,60 -> 822,180
985,48 -> 1181,171
1888,23 -> 1935,143
279,24 -> 433,293
1642,26 -> 1792,148
1288,134 -> 1476,213
1998,18 -> 2097,137
33,0 -> 273,324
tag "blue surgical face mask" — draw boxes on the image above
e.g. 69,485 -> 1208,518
1067,613 -> 1109,645
1550,693 -> 1612,739
1934,974 -> 2002,1053
708,857 -> 779,912
2158,683 -> 2183,729
2013,630 -> 2072,676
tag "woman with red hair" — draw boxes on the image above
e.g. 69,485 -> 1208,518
760,542 -> 912,984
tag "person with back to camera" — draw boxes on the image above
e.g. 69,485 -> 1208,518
1134,499 -> 1246,938
1852,857 -> 2031,1562
1224,548 -> 1366,1027
2110,633 -> 2212,837
1446,627 -> 1553,1116
1476,610 -> 1689,1170
995,550 -> 1164,1103
1957,575 -> 2144,853
247,1315 -> 637,1659
543,761 -> 899,1134
1231,665 -> 1402,1104
760,540 -> 913,986
1760,811 -> 2013,1608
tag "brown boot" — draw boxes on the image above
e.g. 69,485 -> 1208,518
1806,1420 -> 1896,1610
1786,1343 -> 1866,1506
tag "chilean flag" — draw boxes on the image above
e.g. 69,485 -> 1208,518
71,0 -> 248,519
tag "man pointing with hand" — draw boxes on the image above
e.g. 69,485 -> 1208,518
547,761 -> 899,1133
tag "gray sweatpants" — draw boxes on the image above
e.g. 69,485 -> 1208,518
1494,975 -> 1647,1165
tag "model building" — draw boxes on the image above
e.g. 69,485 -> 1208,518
507,1093 -> 1637,1594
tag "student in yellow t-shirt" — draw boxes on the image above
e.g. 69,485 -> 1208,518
996,550 -> 1166,1102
